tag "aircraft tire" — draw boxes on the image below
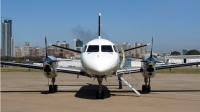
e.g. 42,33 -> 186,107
49,85 -> 53,93
142,85 -> 146,93
96,92 -> 99,99
54,85 -> 58,92
147,85 -> 151,93
101,92 -> 104,99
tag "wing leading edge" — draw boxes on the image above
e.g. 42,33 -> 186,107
155,62 -> 200,70
1,61 -> 86,76
116,62 -> 200,74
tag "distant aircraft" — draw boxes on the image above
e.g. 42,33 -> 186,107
1,13 -> 200,99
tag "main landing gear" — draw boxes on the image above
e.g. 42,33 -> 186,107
142,78 -> 151,93
96,78 -> 104,99
49,77 -> 58,93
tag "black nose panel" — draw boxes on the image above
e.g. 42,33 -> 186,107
44,65 -> 51,72
147,67 -> 154,72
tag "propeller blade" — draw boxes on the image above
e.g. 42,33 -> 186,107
150,37 -> 153,58
45,36 -> 48,58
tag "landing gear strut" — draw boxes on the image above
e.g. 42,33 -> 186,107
96,78 -> 104,99
142,78 -> 151,93
49,77 -> 58,93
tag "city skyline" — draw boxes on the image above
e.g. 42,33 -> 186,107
1,0 -> 200,54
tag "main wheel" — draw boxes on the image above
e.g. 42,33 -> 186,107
147,85 -> 151,93
49,85 -> 53,93
101,92 -> 104,99
54,85 -> 58,92
96,92 -> 99,99
142,85 -> 146,93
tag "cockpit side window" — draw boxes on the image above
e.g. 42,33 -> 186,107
82,45 -> 87,52
87,45 -> 99,52
113,45 -> 118,52
101,45 -> 113,52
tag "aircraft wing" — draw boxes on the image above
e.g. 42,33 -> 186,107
155,62 -> 200,70
0,61 -> 43,69
116,67 -> 143,74
119,43 -> 150,53
116,62 -> 200,75
1,61 -> 87,76
56,67 -> 86,75
50,44 -> 81,54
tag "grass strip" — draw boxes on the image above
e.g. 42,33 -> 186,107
156,68 -> 200,74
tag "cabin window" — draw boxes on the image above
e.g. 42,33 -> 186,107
101,45 -> 113,52
87,45 -> 99,52
82,45 -> 87,52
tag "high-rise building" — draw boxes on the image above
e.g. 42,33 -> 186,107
56,41 -> 60,46
15,46 -> 21,58
122,43 -> 131,57
1,19 -> 12,56
39,47 -> 46,57
21,42 -> 31,57
134,43 -> 146,58
74,39 -> 83,51
74,39 -> 83,58
11,37 -> 15,57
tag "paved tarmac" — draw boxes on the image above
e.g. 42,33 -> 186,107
1,72 -> 200,112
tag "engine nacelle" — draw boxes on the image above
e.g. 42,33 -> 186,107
43,56 -> 58,78
43,65 -> 57,78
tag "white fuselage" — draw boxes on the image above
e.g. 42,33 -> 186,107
81,38 -> 119,77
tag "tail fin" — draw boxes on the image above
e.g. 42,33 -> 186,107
165,59 -> 169,65
98,13 -> 101,39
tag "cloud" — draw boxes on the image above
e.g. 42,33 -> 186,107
71,25 -> 109,44
152,7 -> 176,14
71,25 -> 96,44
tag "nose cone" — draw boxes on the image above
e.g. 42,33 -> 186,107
87,57 -> 112,74
82,53 -> 119,75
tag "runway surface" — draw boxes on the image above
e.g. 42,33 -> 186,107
1,72 -> 200,112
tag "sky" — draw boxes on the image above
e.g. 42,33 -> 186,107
1,0 -> 200,54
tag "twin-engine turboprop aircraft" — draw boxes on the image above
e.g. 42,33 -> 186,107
1,13 -> 200,99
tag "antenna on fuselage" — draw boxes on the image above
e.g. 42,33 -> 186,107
98,13 -> 101,39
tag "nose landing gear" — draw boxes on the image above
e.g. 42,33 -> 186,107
142,78 -> 151,93
96,78 -> 104,99
49,77 -> 58,93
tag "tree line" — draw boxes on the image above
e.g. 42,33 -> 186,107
1,56 -> 44,63
171,49 -> 200,55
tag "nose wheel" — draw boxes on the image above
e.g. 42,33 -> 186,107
49,78 -> 58,93
142,78 -> 151,93
96,78 -> 104,99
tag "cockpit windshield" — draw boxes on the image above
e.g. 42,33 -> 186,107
87,45 -> 99,52
113,45 -> 118,52
82,45 -> 87,52
101,45 -> 113,52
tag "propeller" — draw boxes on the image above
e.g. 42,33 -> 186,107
150,37 -> 153,58
45,36 -> 48,58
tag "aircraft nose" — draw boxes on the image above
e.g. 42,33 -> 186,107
85,56 -> 115,75
92,58 -> 110,73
